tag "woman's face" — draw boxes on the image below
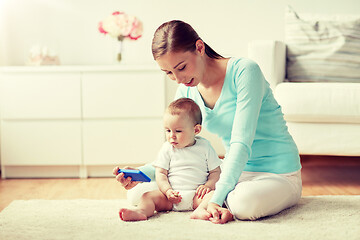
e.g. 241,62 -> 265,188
156,41 -> 205,87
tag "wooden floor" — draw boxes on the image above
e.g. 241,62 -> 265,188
1,155 -> 360,212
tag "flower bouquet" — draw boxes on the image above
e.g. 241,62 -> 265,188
98,11 -> 143,62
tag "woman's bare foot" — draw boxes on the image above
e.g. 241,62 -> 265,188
119,208 -> 147,221
209,209 -> 234,224
190,207 -> 211,220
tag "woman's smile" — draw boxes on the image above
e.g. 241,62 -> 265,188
184,78 -> 194,87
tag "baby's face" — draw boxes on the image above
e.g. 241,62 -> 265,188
163,112 -> 197,149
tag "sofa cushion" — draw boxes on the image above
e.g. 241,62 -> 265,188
286,122 -> 360,156
285,6 -> 360,83
274,82 -> 360,123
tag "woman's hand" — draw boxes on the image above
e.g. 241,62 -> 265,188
196,185 -> 211,199
165,189 -> 182,204
113,166 -> 139,190
207,202 -> 234,224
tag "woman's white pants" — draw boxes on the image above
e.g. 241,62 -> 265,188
126,170 -> 302,220
225,170 -> 302,220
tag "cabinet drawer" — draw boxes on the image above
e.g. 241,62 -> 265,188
1,121 -> 82,165
82,71 -> 165,118
83,119 -> 164,165
0,73 -> 81,119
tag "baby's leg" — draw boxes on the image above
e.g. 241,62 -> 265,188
127,181 -> 159,206
119,190 -> 172,221
190,191 -> 214,220
119,208 -> 147,221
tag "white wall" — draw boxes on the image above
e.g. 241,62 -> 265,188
1,0 -> 359,155
1,0 -> 359,66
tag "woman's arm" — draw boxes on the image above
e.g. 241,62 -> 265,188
138,163 -> 156,180
210,60 -> 266,206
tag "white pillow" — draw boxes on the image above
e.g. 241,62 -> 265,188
285,6 -> 360,82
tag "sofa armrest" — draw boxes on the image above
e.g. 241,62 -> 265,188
248,40 -> 286,89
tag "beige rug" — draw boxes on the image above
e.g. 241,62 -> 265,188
0,196 -> 359,240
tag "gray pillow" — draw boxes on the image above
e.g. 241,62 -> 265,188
285,6 -> 360,82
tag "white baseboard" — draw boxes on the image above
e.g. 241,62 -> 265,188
1,164 -> 144,179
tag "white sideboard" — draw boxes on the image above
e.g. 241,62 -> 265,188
0,65 -> 166,178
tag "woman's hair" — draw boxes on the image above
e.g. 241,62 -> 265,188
167,98 -> 202,125
152,20 -> 223,60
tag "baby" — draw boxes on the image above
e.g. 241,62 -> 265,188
119,98 -> 222,221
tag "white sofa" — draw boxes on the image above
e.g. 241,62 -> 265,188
248,40 -> 360,156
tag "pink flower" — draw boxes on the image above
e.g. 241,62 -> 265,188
98,11 -> 143,41
128,17 -> 143,40
98,22 -> 107,34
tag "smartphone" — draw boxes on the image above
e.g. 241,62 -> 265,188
117,169 -> 151,182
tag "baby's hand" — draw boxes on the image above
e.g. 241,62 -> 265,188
196,185 -> 211,199
165,189 -> 182,204
113,166 -> 139,190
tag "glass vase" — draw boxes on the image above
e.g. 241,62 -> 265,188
116,36 -> 125,63
117,39 -> 123,62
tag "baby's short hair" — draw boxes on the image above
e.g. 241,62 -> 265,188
167,98 -> 202,125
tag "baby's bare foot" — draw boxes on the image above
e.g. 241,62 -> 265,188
119,208 -> 147,221
190,207 -> 211,220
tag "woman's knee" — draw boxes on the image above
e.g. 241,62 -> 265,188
227,190 -> 262,220
226,183 -> 301,220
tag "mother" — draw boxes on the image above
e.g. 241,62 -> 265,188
114,20 -> 302,224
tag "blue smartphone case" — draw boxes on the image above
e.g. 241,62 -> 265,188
117,169 -> 151,182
